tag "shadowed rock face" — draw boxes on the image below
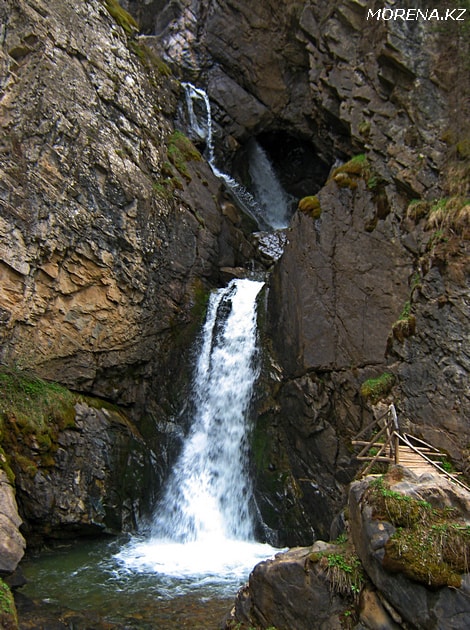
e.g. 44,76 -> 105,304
128,0 -> 458,198
127,0 -> 469,543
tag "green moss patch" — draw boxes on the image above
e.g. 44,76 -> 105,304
166,130 -> 202,182
0,366 -> 77,475
367,476 -> 470,588
298,195 -> 322,219
0,578 -> 18,630
360,372 -> 395,405
104,0 -> 138,36
330,154 -> 369,189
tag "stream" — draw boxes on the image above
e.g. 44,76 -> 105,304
17,279 -> 281,629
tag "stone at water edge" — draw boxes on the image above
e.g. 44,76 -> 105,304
0,470 -> 26,576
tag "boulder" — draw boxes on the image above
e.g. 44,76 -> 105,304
0,471 -> 25,576
349,469 -> 470,629
13,401 -> 157,543
225,544 -> 351,630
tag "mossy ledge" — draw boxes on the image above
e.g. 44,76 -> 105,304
366,475 -> 470,588
103,0 -> 138,36
359,372 -> 396,405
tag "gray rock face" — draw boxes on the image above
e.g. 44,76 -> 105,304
0,471 -> 26,575
0,0 -> 257,467
14,401 -> 156,542
129,0 -> 469,544
228,471 -> 470,630
225,544 -> 350,630
136,0 -> 456,198
388,259 -> 470,475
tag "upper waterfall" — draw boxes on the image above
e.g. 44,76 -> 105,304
182,82 -> 292,231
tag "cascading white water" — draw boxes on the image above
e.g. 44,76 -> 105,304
182,82 -> 291,231
152,278 -> 262,543
115,278 -> 278,584
247,139 -> 294,230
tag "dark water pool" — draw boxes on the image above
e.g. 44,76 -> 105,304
15,537 -> 243,629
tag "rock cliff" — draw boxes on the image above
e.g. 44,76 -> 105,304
0,0 -> 254,417
226,468 -> 470,630
134,0 -> 469,544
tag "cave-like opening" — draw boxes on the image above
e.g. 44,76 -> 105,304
232,131 -> 333,200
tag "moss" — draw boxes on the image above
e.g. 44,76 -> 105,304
456,138 -> 470,159
166,130 -> 202,182
104,0 -> 138,36
360,372 -> 395,405
0,579 -> 18,630
330,154 -> 369,188
129,40 -> 172,77
358,121 -> 371,137
0,446 -> 15,484
298,195 -> 322,219
368,476 -> 469,588
0,366 -> 77,473
331,172 -> 358,189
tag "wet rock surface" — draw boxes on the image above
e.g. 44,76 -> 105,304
14,401 -> 157,543
0,471 -> 26,575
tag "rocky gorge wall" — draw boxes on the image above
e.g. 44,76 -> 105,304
0,0 -> 468,583
0,0 -> 469,628
0,0 -> 262,538
126,0 -> 470,545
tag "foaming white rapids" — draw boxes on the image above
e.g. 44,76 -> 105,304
115,537 -> 277,582
115,279 -> 280,585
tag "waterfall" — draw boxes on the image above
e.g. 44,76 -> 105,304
151,278 -> 263,543
182,82 -> 291,231
247,138 -> 294,230
115,279 -> 277,582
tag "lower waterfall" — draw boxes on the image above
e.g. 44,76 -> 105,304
115,278 -> 278,583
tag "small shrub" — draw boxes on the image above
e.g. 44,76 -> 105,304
360,372 -> 395,404
298,195 -> 322,218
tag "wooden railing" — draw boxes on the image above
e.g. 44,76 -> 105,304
352,404 -> 470,493
352,404 -> 399,477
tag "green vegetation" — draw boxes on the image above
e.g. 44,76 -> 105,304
368,476 -> 470,588
0,365 -> 77,476
308,536 -> 364,601
129,40 -> 172,77
104,0 -> 138,36
330,154 -> 369,189
167,130 -> 202,182
298,195 -> 322,219
360,372 -> 395,405
0,578 -> 18,629
390,300 -> 416,343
